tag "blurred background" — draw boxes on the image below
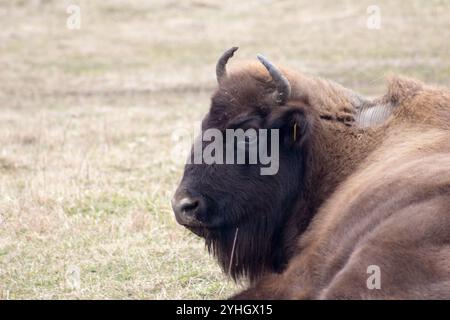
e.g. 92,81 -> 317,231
0,0 -> 449,299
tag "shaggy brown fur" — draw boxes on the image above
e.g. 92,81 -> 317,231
232,71 -> 450,299
173,59 -> 450,299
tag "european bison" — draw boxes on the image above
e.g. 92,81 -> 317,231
172,47 -> 450,299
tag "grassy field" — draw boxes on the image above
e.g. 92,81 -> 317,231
0,0 -> 449,299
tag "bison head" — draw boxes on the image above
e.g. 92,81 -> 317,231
172,48 -> 317,282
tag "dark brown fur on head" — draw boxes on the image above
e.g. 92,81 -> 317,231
181,65 -> 315,281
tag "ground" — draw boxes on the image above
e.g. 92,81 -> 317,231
0,0 -> 449,299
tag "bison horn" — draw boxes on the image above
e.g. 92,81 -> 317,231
216,47 -> 239,84
257,54 -> 291,105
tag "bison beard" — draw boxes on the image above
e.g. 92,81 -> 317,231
206,224 -> 270,281
202,218 -> 283,281
186,174 -> 307,282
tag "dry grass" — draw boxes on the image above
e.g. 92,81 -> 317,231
0,0 -> 449,299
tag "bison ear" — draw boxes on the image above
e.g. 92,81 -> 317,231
267,105 -> 313,148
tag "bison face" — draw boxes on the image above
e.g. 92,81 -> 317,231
173,105 -> 313,229
171,49 -> 315,281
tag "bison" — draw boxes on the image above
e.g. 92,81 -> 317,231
171,47 -> 450,299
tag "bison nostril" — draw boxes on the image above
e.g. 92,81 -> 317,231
172,195 -> 207,226
179,198 -> 199,214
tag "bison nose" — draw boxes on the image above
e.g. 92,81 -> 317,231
171,195 -> 206,226
177,197 -> 199,214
